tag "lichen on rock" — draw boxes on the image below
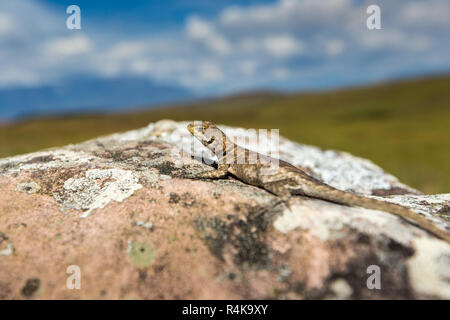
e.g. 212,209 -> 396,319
54,168 -> 142,218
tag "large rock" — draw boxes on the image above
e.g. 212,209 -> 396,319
0,120 -> 449,299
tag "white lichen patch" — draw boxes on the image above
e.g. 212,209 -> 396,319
0,243 -> 14,256
327,278 -> 353,300
54,169 -> 142,218
407,238 -> 450,299
16,181 -> 41,194
138,169 -> 164,185
0,150 -> 95,172
146,119 -> 178,138
273,199 -> 422,245
136,221 -> 154,230
105,122 -> 155,142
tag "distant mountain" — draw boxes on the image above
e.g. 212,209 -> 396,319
0,75 -> 194,121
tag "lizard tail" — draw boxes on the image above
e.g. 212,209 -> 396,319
308,188 -> 450,242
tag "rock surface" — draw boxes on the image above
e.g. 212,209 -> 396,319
0,120 -> 449,299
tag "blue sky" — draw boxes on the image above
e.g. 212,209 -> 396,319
1,0 -> 449,95
42,0 -> 275,29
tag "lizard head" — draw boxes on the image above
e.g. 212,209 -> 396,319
187,121 -> 227,153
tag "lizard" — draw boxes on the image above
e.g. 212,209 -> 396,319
187,120 -> 450,243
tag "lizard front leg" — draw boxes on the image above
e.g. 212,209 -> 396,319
189,163 -> 229,179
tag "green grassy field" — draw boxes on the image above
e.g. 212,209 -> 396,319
1,75 -> 450,193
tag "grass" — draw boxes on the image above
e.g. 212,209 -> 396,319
1,75 -> 450,194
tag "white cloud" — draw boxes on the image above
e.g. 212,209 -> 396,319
0,13 -> 14,36
44,35 -> 92,56
108,41 -> 147,60
186,17 -> 231,55
0,0 -> 449,95
206,36 -> 231,55
220,5 -> 274,25
238,38 -> 258,53
186,17 -> 213,39
400,1 -> 450,29
0,67 -> 40,87
198,62 -> 224,81
263,34 -> 303,58
360,30 -> 431,52
326,40 -> 345,56
272,67 -> 290,79
240,60 -> 258,77
130,59 -> 153,74
219,0 -> 352,31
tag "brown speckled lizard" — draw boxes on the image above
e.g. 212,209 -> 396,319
187,121 -> 450,242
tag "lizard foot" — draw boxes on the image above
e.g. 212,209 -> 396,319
270,196 -> 292,212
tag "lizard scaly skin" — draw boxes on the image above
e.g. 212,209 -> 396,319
187,121 -> 450,242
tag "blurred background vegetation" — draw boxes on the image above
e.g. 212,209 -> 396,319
1,74 -> 449,194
